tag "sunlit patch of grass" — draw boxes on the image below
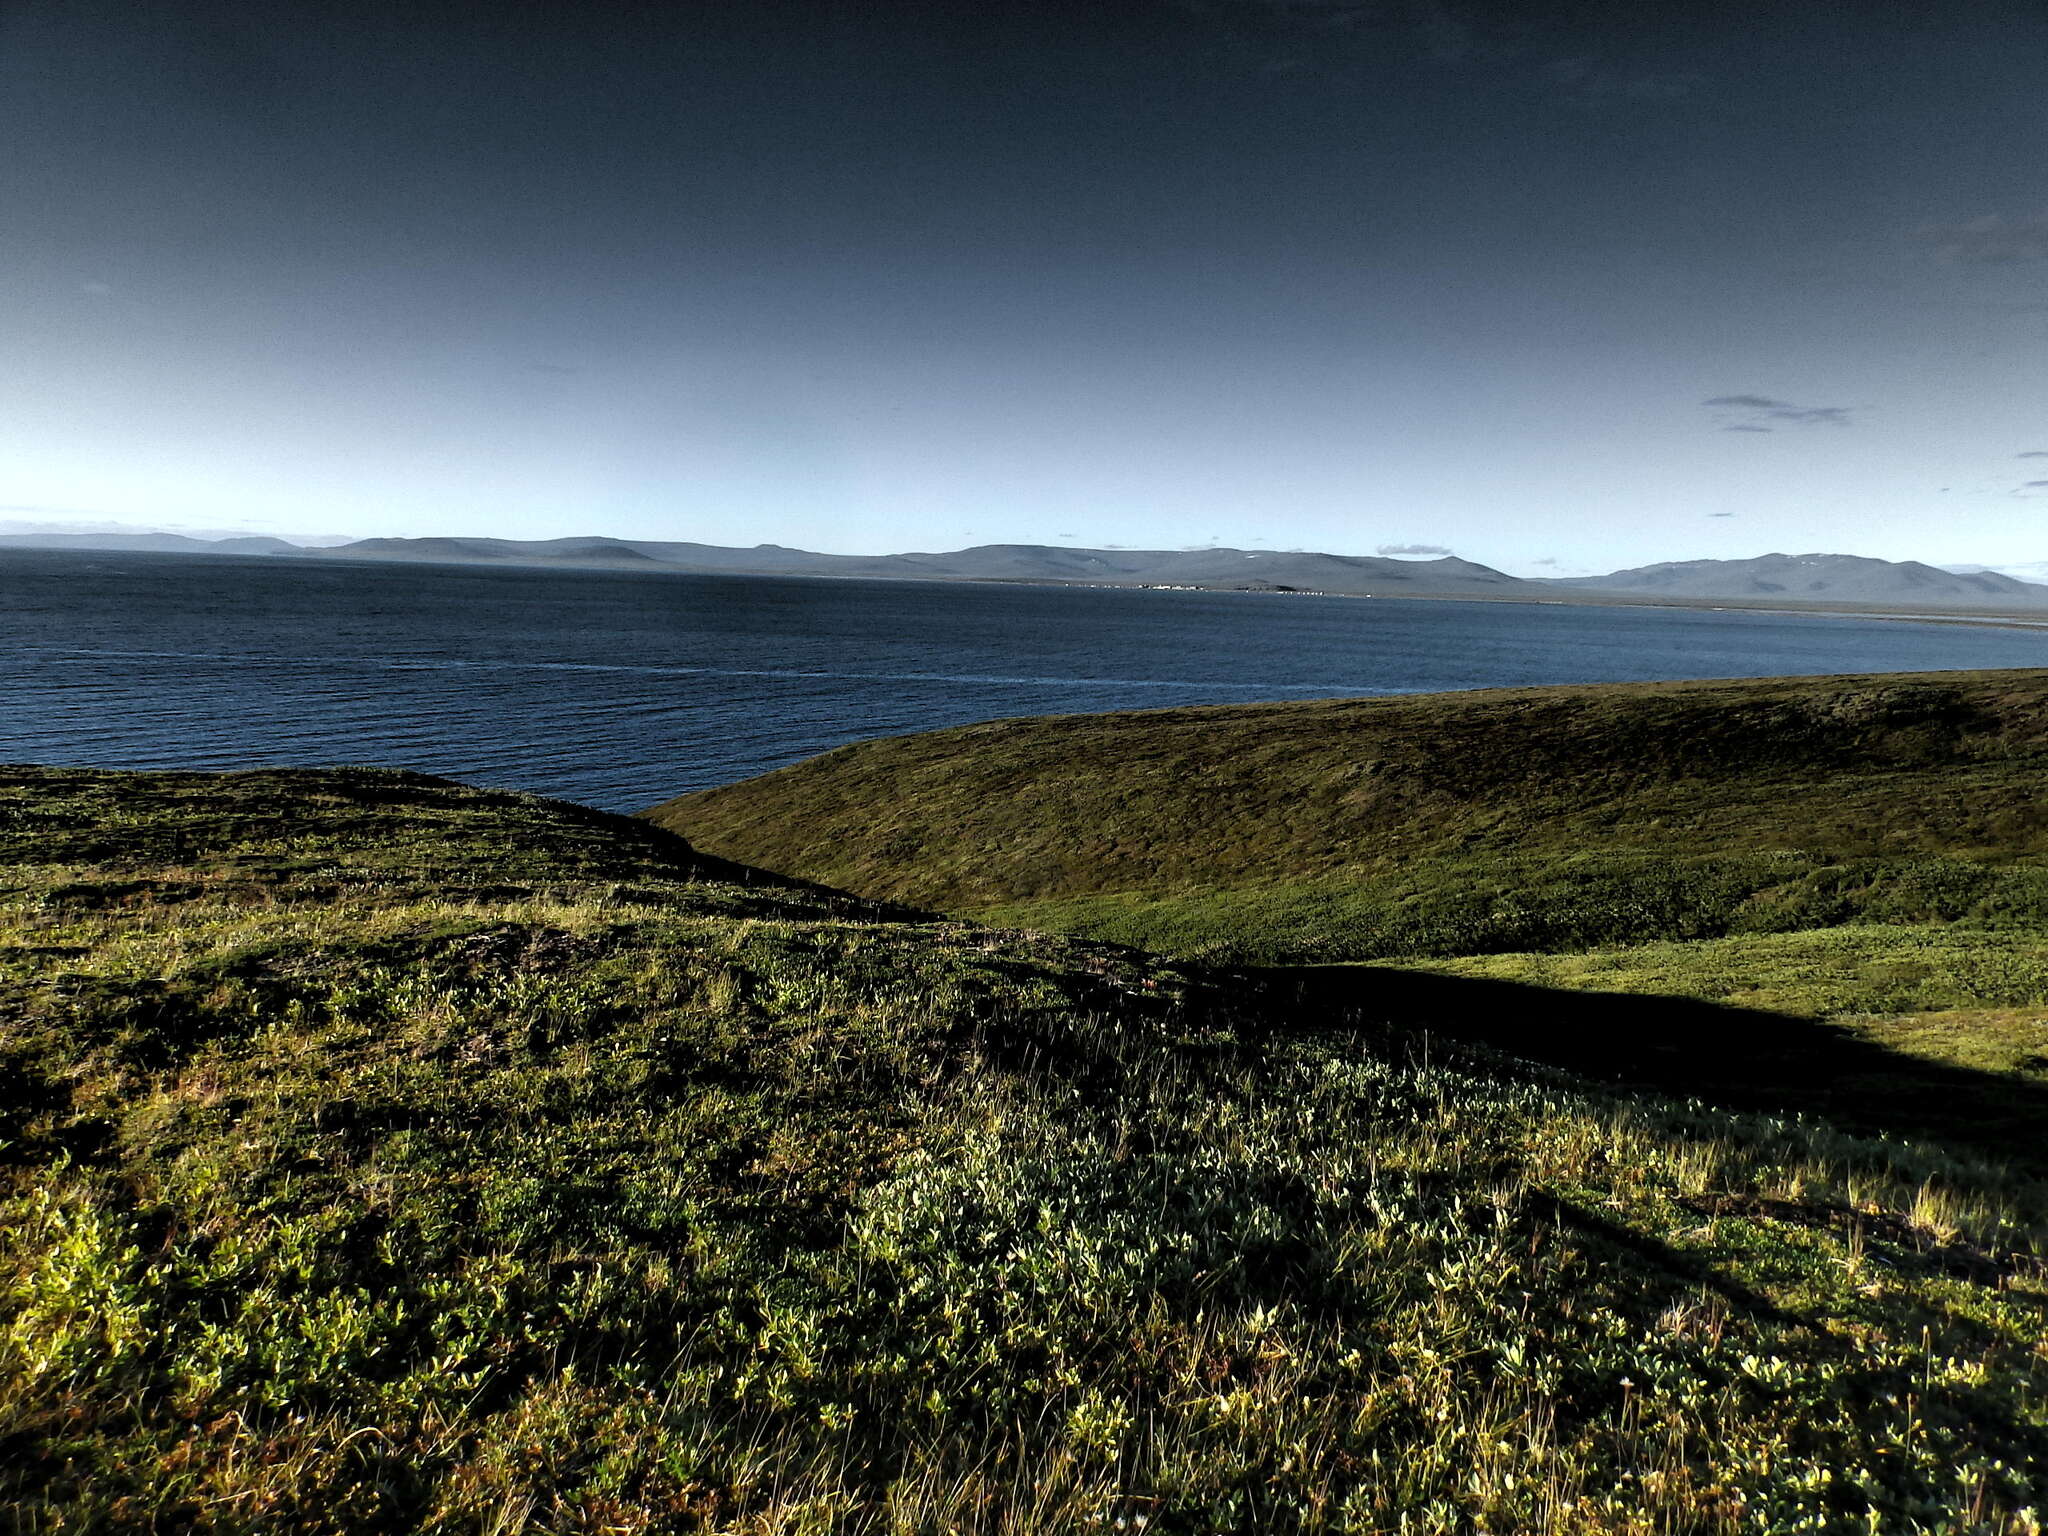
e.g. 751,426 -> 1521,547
1401,924 -> 2048,1020
1851,1007 -> 2048,1080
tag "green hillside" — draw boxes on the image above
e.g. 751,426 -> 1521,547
6,765 -> 2047,1530
647,670 -> 2048,965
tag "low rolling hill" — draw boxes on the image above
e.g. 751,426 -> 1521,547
648,669 -> 2048,963
0,532 -> 303,555
1561,552 -> 2048,605
333,535 -> 668,566
649,669 -> 2048,1136
5,763 -> 2047,1528
311,537 -> 1530,595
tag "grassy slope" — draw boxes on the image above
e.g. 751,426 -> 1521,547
5,766 -> 2046,1531
648,670 -> 2048,965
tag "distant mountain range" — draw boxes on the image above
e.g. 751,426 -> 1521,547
1947,560 -> 2048,586
317,536 -> 1532,595
1546,552 -> 2048,605
0,531 -> 304,555
7,530 -> 2047,607
2,530 -> 1527,596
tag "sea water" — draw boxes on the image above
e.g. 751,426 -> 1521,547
4,548 -> 2043,812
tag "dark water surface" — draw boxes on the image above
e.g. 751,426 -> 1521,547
5,549 -> 2044,812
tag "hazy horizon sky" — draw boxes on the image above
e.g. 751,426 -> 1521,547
4,0 -> 2046,575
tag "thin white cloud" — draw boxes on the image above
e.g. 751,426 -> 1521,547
1915,211 -> 2048,265
1704,394 -> 1853,428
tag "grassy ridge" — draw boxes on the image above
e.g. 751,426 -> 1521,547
647,670 -> 2048,963
6,767 -> 2047,1530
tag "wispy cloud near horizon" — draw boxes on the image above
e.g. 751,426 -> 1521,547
1705,395 -> 1853,429
1914,211 -> 2048,265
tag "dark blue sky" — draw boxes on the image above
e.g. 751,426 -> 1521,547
4,0 -> 2046,571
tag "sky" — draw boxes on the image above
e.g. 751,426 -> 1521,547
3,0 -> 2046,575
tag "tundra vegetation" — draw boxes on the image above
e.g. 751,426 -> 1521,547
5,669 -> 2048,1531
653,670 -> 2048,1149
650,671 -> 2048,970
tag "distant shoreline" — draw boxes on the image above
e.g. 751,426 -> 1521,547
959,571 -> 2048,629
10,540 -> 2048,633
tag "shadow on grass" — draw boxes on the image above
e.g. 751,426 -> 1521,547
1270,966 -> 2048,1179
